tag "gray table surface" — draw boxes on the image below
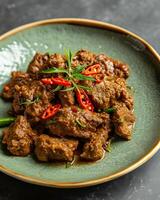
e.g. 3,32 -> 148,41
0,0 -> 159,199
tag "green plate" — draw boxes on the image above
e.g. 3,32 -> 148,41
0,19 -> 159,188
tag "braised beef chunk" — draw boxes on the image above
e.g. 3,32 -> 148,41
25,100 -> 50,123
35,134 -> 78,162
112,103 -> 135,140
1,71 -> 30,100
96,54 -> 129,78
12,80 -> 52,115
1,49 -> 135,162
84,77 -> 133,111
27,53 -> 66,80
58,90 -> 75,106
27,53 -> 50,74
111,78 -> 134,110
72,49 -> 96,67
48,107 -> 110,139
49,53 -> 66,67
86,78 -> 116,109
81,128 -> 108,161
2,116 -> 36,156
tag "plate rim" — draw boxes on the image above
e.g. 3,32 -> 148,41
0,18 -> 160,188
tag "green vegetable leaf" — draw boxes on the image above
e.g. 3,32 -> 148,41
20,96 -> 40,106
104,107 -> 116,114
41,67 -> 68,74
0,117 -> 16,127
72,65 -> 86,74
65,49 -> 74,72
41,50 -> 94,93
75,119 -> 86,128
105,137 -> 115,152
61,86 -> 75,92
65,157 -> 75,168
106,139 -> 112,152
46,119 -> 56,125
72,73 -> 95,81
70,80 -> 79,90
77,85 -> 91,91
51,85 -> 63,92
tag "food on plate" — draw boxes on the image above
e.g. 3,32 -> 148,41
0,49 -> 135,164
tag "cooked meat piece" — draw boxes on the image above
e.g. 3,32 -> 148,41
80,128 -> 108,161
48,107 -> 110,139
12,80 -> 52,115
2,116 -> 36,156
87,78 -> 116,109
0,49 -> 135,163
25,99 -> 50,123
84,77 -> 133,110
35,134 -> 78,162
112,103 -> 135,140
110,78 -> 134,110
72,49 -> 96,67
1,71 -> 30,100
58,90 -> 75,106
12,95 -> 26,114
27,53 -> 50,74
11,71 -> 30,79
13,80 -> 51,100
96,54 -> 129,79
49,53 -> 66,67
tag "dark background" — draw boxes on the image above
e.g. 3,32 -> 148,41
0,0 -> 160,199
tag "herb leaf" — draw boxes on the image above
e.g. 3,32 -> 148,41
46,119 -> 56,125
104,107 -> 116,114
72,65 -> 86,74
106,139 -> 112,152
61,86 -> 75,92
77,85 -> 91,91
41,50 -> 94,93
20,96 -> 40,105
75,119 -> 86,128
105,137 -> 115,152
41,67 -> 68,74
65,157 -> 75,168
72,73 -> 95,81
65,49 -> 74,72
52,85 -> 63,92
104,137 -> 115,152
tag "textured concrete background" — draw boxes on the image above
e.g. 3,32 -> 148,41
0,0 -> 160,199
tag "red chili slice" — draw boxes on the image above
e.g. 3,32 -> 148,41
82,64 -> 101,75
41,77 -> 71,87
41,104 -> 61,119
41,78 -> 54,85
93,73 -> 104,83
76,89 -> 94,111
